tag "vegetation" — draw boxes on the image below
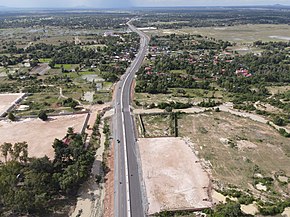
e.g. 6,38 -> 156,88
103,119 -> 111,149
0,128 -> 96,215
134,7 -> 290,29
61,98 -> 79,109
259,200 -> 290,216
0,12 -> 134,29
208,202 -> 251,217
38,110 -> 48,121
198,99 -> 220,108
278,128 -> 290,138
221,189 -> 254,205
156,202 -> 251,217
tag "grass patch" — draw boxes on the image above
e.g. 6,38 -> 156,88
55,64 -> 77,70
93,91 -> 112,103
38,58 -> 51,63
139,113 -> 176,137
178,111 -> 290,199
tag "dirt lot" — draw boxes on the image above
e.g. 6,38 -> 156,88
0,93 -> 25,116
0,114 -> 88,160
178,111 -> 290,196
138,137 -> 211,215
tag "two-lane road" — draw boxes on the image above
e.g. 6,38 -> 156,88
113,20 -> 150,217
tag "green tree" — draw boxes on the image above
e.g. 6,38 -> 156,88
273,116 -> 286,126
165,106 -> 173,112
62,98 -> 78,109
1,142 -> 12,162
214,202 -> 245,217
11,142 -> 28,163
67,127 -> 74,135
38,110 -> 48,121
48,60 -> 55,68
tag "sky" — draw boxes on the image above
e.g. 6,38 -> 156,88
0,0 -> 290,8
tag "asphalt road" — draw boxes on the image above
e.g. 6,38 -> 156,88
113,20 -> 150,217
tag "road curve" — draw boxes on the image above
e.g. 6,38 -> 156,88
113,19 -> 150,217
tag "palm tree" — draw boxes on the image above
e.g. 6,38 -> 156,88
1,142 -> 12,163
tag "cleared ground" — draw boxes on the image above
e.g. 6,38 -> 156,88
185,24 -> 290,43
0,93 -> 25,116
267,85 -> 290,95
0,114 -> 87,160
178,111 -> 290,197
151,24 -> 290,43
139,137 -> 211,215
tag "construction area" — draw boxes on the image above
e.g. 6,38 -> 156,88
0,113 -> 88,160
138,137 -> 212,215
136,109 -> 290,215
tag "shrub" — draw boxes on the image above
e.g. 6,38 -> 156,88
273,116 -> 286,126
38,110 -> 48,121
8,112 -> 16,121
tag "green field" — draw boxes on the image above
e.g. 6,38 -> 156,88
54,64 -> 78,70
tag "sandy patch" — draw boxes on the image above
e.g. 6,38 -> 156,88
282,207 -> 290,217
16,105 -> 30,111
278,176 -> 289,183
212,190 -> 227,204
139,137 -> 212,215
241,203 -> 258,215
256,183 -> 267,191
0,93 -> 25,116
163,30 -> 176,34
237,140 -> 257,150
0,114 -> 88,160
219,138 -> 229,146
219,104 -> 268,124
254,173 -> 263,178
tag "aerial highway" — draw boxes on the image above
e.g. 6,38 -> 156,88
113,19 -> 150,217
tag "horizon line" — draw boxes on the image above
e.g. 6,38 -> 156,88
0,4 -> 290,9
1,4 -> 290,10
